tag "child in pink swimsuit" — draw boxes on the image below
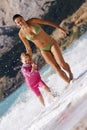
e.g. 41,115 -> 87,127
20,53 -> 54,106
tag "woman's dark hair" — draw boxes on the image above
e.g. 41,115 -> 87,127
13,14 -> 22,21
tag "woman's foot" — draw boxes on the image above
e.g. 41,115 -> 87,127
69,72 -> 73,80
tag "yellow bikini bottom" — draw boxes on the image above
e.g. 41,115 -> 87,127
41,39 -> 54,51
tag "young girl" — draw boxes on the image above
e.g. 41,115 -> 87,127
20,52 -> 54,106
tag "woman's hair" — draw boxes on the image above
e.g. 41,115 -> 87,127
20,52 -> 31,60
13,14 -> 22,21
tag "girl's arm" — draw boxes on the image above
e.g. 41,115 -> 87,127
31,63 -> 38,72
21,67 -> 31,76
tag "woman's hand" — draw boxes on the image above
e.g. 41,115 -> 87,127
61,29 -> 70,36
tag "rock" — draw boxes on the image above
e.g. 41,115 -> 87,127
0,0 -> 55,26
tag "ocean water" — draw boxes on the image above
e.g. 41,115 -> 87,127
0,32 -> 87,130
0,83 -> 28,117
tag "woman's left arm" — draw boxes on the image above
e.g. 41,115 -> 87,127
30,18 -> 68,35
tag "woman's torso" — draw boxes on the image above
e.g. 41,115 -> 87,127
20,23 -> 55,49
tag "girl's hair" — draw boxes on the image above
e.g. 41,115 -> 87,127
20,53 -> 31,60
13,14 -> 22,21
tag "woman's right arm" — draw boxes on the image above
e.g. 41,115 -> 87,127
19,31 -> 32,59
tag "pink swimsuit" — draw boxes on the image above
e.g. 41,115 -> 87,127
21,64 -> 46,96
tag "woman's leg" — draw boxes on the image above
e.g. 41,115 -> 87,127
51,42 -> 73,80
41,50 -> 70,83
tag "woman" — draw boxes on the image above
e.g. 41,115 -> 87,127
13,14 -> 73,83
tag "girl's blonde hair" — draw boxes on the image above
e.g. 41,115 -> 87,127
20,52 -> 31,60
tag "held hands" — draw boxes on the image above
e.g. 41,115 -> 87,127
26,51 -> 32,62
26,48 -> 32,59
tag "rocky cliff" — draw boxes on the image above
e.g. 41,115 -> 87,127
0,0 -> 55,26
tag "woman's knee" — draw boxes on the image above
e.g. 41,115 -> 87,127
59,61 -> 69,69
49,61 -> 61,70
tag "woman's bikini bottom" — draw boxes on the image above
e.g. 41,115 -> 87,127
41,39 -> 54,51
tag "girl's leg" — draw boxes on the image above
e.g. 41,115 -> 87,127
32,86 -> 45,106
42,84 -> 54,97
37,94 -> 45,106
51,42 -> 73,80
41,50 -> 70,83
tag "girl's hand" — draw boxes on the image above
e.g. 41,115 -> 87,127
31,63 -> 38,72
